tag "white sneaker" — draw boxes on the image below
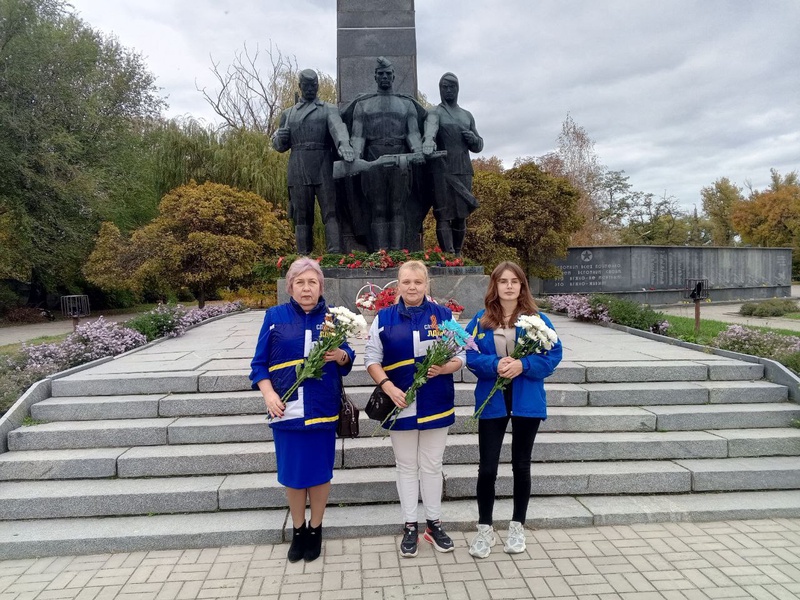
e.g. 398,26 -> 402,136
468,524 -> 497,558
503,521 -> 526,554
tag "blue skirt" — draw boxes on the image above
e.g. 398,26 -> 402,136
273,428 -> 336,489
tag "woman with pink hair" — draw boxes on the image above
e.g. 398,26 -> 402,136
250,257 -> 355,563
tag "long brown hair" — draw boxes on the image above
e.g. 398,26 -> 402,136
481,261 -> 538,330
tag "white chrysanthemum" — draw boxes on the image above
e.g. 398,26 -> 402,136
353,314 -> 368,334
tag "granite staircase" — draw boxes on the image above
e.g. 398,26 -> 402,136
1,312 -> 799,559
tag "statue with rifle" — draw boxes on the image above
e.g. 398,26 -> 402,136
345,57 -> 429,251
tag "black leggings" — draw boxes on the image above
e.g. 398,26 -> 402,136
476,388 -> 541,525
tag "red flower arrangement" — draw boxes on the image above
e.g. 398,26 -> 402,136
443,298 -> 464,312
374,286 -> 398,310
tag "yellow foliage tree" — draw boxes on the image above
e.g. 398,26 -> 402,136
85,181 -> 294,306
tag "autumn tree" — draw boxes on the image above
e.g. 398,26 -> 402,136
731,174 -> 800,275
198,42 -> 336,136
535,115 -> 618,245
472,156 -> 505,174
701,177 -> 743,245
85,181 -> 295,307
618,192 -> 693,246
463,164 -> 583,276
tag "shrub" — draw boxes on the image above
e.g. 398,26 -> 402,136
549,294 -> 610,322
4,307 -> 50,324
739,298 -> 798,318
776,351 -> 800,376
598,295 -> 670,335
126,304 -> 185,341
711,325 -> 800,358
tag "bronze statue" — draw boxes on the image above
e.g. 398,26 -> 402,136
348,57 -> 426,250
423,72 -> 483,255
272,69 -> 355,254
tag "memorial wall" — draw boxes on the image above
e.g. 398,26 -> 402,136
531,246 -> 792,304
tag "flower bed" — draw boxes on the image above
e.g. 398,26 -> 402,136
1,302 -> 243,415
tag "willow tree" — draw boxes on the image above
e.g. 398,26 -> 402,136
0,0 -> 164,301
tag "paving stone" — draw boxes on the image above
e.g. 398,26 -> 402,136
31,396 -> 163,422
581,490 -> 800,526
674,457 -> 800,491
712,429 -> 800,458
159,391 -> 266,417
583,382 -> 708,406
51,373 -> 199,397
445,461 -> 692,497
117,443 -> 279,477
0,477 -> 224,519
7,420 -> 173,451
0,448 -> 124,480
644,404 -> 800,431
167,416 -> 273,444
582,361 -> 708,383
695,381 -> 788,404
0,510 -> 285,560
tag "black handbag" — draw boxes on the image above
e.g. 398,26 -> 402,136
365,379 -> 396,422
336,376 -> 359,438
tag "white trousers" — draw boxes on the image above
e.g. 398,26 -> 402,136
389,427 -> 449,524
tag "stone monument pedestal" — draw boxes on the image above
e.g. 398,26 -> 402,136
278,266 -> 488,320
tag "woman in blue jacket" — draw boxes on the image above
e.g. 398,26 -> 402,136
250,257 -> 355,563
365,261 -> 465,558
465,261 -> 562,558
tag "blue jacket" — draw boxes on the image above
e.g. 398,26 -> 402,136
249,297 -> 355,431
372,297 -> 457,430
465,310 -> 562,419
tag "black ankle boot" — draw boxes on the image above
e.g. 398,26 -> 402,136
287,522 -> 306,563
304,523 -> 323,562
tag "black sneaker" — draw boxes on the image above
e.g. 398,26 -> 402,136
423,519 -> 455,553
400,522 -> 418,558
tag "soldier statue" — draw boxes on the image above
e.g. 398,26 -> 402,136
348,57 -> 426,251
422,72 -> 483,256
272,69 -> 355,254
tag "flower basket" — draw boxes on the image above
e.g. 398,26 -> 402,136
443,298 -> 464,320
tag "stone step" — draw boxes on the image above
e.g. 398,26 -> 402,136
0,476 -> 224,520
3,456 -> 799,521
31,380 -> 788,423
3,428 -> 797,481
48,358 -> 763,398
2,491 -> 799,560
0,448 -> 126,480
673,456 -> 800,491
645,403 -> 800,431
10,403 -> 800,451
30,395 -> 165,421
7,419 -> 175,451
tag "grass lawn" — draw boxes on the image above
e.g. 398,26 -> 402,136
665,315 -> 800,346
0,333 -> 70,358
0,302 -> 191,329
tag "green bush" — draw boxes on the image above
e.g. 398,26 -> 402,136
125,304 -> 184,341
593,295 -> 669,334
739,298 -> 798,318
777,351 -> 800,376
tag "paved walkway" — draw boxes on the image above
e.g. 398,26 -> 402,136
0,518 -> 798,599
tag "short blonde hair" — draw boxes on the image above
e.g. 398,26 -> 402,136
398,260 -> 429,288
285,257 -> 324,295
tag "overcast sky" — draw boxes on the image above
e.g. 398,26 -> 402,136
68,0 -> 799,211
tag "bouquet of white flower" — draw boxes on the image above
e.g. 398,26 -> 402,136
469,314 -> 558,423
275,307 -> 367,409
